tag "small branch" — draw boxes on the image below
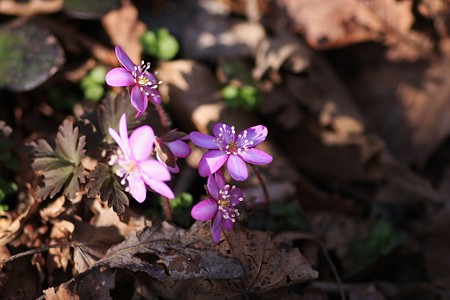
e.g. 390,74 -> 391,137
0,241 -> 91,266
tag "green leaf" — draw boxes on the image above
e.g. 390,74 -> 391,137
0,20 -> 65,92
86,163 -> 129,215
30,119 -> 86,200
350,220 -> 407,264
88,66 -> 107,84
140,28 -> 180,61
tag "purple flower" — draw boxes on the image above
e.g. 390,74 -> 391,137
189,123 -> 273,181
105,45 -> 161,117
154,130 -> 191,174
191,170 -> 243,243
108,114 -> 174,202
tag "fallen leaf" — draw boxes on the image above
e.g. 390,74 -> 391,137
48,220 -> 75,272
102,2 -> 146,64
96,226 -> 244,282
39,195 -> 66,222
0,0 -> 63,16
348,54 -> 450,166
185,224 -> 318,298
0,192 -> 38,246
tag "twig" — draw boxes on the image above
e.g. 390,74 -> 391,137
0,241 -> 91,266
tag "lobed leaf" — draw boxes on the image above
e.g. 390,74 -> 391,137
98,92 -> 143,144
30,119 -> 86,200
86,163 -> 129,215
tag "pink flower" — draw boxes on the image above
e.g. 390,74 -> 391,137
189,123 -> 272,181
105,45 -> 161,117
154,130 -> 191,174
191,170 -> 243,243
108,114 -> 174,202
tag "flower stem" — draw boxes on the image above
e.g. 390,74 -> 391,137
162,196 -> 173,222
155,104 -> 170,133
250,165 -> 270,207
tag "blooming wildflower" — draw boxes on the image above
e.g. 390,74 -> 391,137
154,130 -> 191,173
189,123 -> 273,181
108,114 -> 174,202
191,169 -> 243,243
105,45 -> 161,117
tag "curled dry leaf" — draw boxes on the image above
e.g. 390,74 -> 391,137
102,2 -> 146,64
39,195 -> 66,222
253,30 -> 311,80
0,192 -> 38,246
278,0 -> 432,61
279,0 -> 413,48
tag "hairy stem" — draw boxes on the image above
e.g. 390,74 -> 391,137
163,196 -> 173,222
155,104 -> 170,133
250,165 -> 270,207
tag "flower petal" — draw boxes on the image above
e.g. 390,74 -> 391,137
131,85 -> 148,114
189,132 -> 219,149
147,88 -> 161,105
237,125 -> 268,147
214,169 -> 226,188
108,128 -> 125,153
167,140 -> 191,158
229,187 -> 244,206
118,114 -> 131,156
198,150 -> 228,177
211,212 -> 223,243
140,160 -> 171,181
115,45 -> 136,72
213,123 -> 236,143
191,199 -> 217,221
223,218 -> 234,232
129,126 -> 155,161
145,177 -> 174,199
105,68 -> 134,87
227,155 -> 248,181
207,174 -> 219,200
167,163 -> 180,174
240,148 -> 273,165
128,173 -> 147,203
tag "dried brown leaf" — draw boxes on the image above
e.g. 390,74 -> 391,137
186,223 -> 318,298
96,226 -> 243,282
349,55 -> 450,166
39,195 -> 66,222
0,193 -> 38,246
0,0 -> 63,16
101,2 -> 146,64
279,0 -> 413,48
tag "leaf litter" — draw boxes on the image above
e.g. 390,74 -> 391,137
1,0 -> 450,299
